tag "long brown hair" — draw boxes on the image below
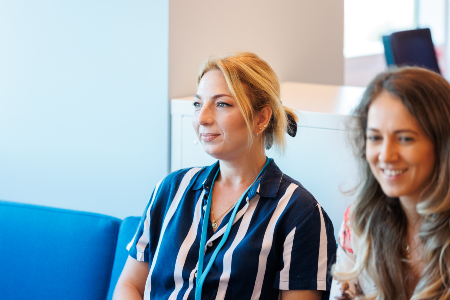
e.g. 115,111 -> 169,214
338,67 -> 450,299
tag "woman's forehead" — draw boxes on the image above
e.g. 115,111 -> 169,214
368,91 -> 420,132
197,70 -> 232,97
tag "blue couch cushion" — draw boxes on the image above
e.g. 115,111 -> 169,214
0,200 -> 121,300
107,216 -> 141,300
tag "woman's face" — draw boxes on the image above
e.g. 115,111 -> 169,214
192,70 -> 251,161
365,90 -> 435,203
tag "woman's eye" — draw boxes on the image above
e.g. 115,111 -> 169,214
193,102 -> 201,108
399,136 -> 414,143
217,102 -> 230,108
367,135 -> 381,142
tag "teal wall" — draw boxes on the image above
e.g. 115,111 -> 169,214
0,1 -> 169,218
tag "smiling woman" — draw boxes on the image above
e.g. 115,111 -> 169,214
365,91 -> 435,203
330,67 -> 450,300
113,52 -> 337,300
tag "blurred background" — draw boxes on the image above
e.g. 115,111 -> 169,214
0,0 -> 448,218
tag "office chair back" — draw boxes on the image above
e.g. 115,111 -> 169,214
384,28 -> 441,74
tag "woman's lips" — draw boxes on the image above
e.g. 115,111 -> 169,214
201,133 -> 220,142
380,168 -> 407,180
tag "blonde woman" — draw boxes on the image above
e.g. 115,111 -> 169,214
331,67 -> 450,299
113,52 -> 336,300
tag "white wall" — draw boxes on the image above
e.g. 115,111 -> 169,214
169,0 -> 344,99
0,1 -> 169,219
344,54 -> 387,87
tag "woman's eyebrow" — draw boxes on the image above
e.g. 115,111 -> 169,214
194,94 -> 233,100
211,94 -> 233,100
366,128 -> 379,132
366,128 -> 419,135
393,129 -> 419,135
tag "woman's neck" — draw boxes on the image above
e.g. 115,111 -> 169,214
400,195 -> 426,295
399,196 -> 423,234
217,149 -> 267,188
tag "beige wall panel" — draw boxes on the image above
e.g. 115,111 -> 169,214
169,0 -> 344,98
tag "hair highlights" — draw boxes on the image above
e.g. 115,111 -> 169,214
197,52 -> 297,153
335,67 -> 450,299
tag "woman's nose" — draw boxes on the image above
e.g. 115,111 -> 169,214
378,139 -> 398,162
197,104 -> 214,126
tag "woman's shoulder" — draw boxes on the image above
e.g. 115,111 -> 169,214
156,166 -> 208,192
280,173 -> 316,202
278,173 -> 337,235
279,173 -> 332,221
164,166 -> 204,181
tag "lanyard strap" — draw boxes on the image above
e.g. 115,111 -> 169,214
195,158 -> 272,300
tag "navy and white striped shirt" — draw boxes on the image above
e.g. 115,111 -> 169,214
127,159 -> 336,300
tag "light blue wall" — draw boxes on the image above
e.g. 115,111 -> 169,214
0,1 -> 169,218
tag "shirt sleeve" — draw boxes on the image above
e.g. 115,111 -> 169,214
126,180 -> 163,262
329,206 -> 362,300
273,203 -> 337,294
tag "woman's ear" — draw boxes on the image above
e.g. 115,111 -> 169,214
256,106 -> 272,131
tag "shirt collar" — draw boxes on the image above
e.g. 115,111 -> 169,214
191,159 -> 283,199
192,161 -> 220,191
249,159 -> 282,199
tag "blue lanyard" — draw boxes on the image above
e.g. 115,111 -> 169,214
195,158 -> 272,300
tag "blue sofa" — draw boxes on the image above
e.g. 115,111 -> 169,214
0,200 -> 140,300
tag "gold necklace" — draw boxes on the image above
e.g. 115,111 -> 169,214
210,168 -> 266,230
211,203 -> 236,229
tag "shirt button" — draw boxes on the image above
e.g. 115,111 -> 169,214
207,242 -> 213,247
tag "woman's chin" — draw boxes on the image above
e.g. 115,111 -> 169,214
380,187 -> 401,199
206,153 -> 221,160
203,148 -> 222,160
204,149 -> 235,162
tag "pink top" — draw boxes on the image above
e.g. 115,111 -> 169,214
329,207 -> 376,299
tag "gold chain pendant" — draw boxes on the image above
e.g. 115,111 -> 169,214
212,221 -> 218,229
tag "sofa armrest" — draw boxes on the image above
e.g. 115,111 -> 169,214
106,216 -> 141,300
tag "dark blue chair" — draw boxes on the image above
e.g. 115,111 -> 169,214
382,28 -> 441,74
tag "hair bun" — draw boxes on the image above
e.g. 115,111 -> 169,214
286,113 -> 297,137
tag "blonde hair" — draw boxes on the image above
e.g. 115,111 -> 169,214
197,52 -> 297,153
335,67 -> 450,299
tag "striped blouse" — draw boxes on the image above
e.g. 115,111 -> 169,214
127,159 -> 336,300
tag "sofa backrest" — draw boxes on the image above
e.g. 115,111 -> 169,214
0,200 -> 122,300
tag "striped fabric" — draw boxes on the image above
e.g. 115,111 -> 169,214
127,160 -> 336,300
